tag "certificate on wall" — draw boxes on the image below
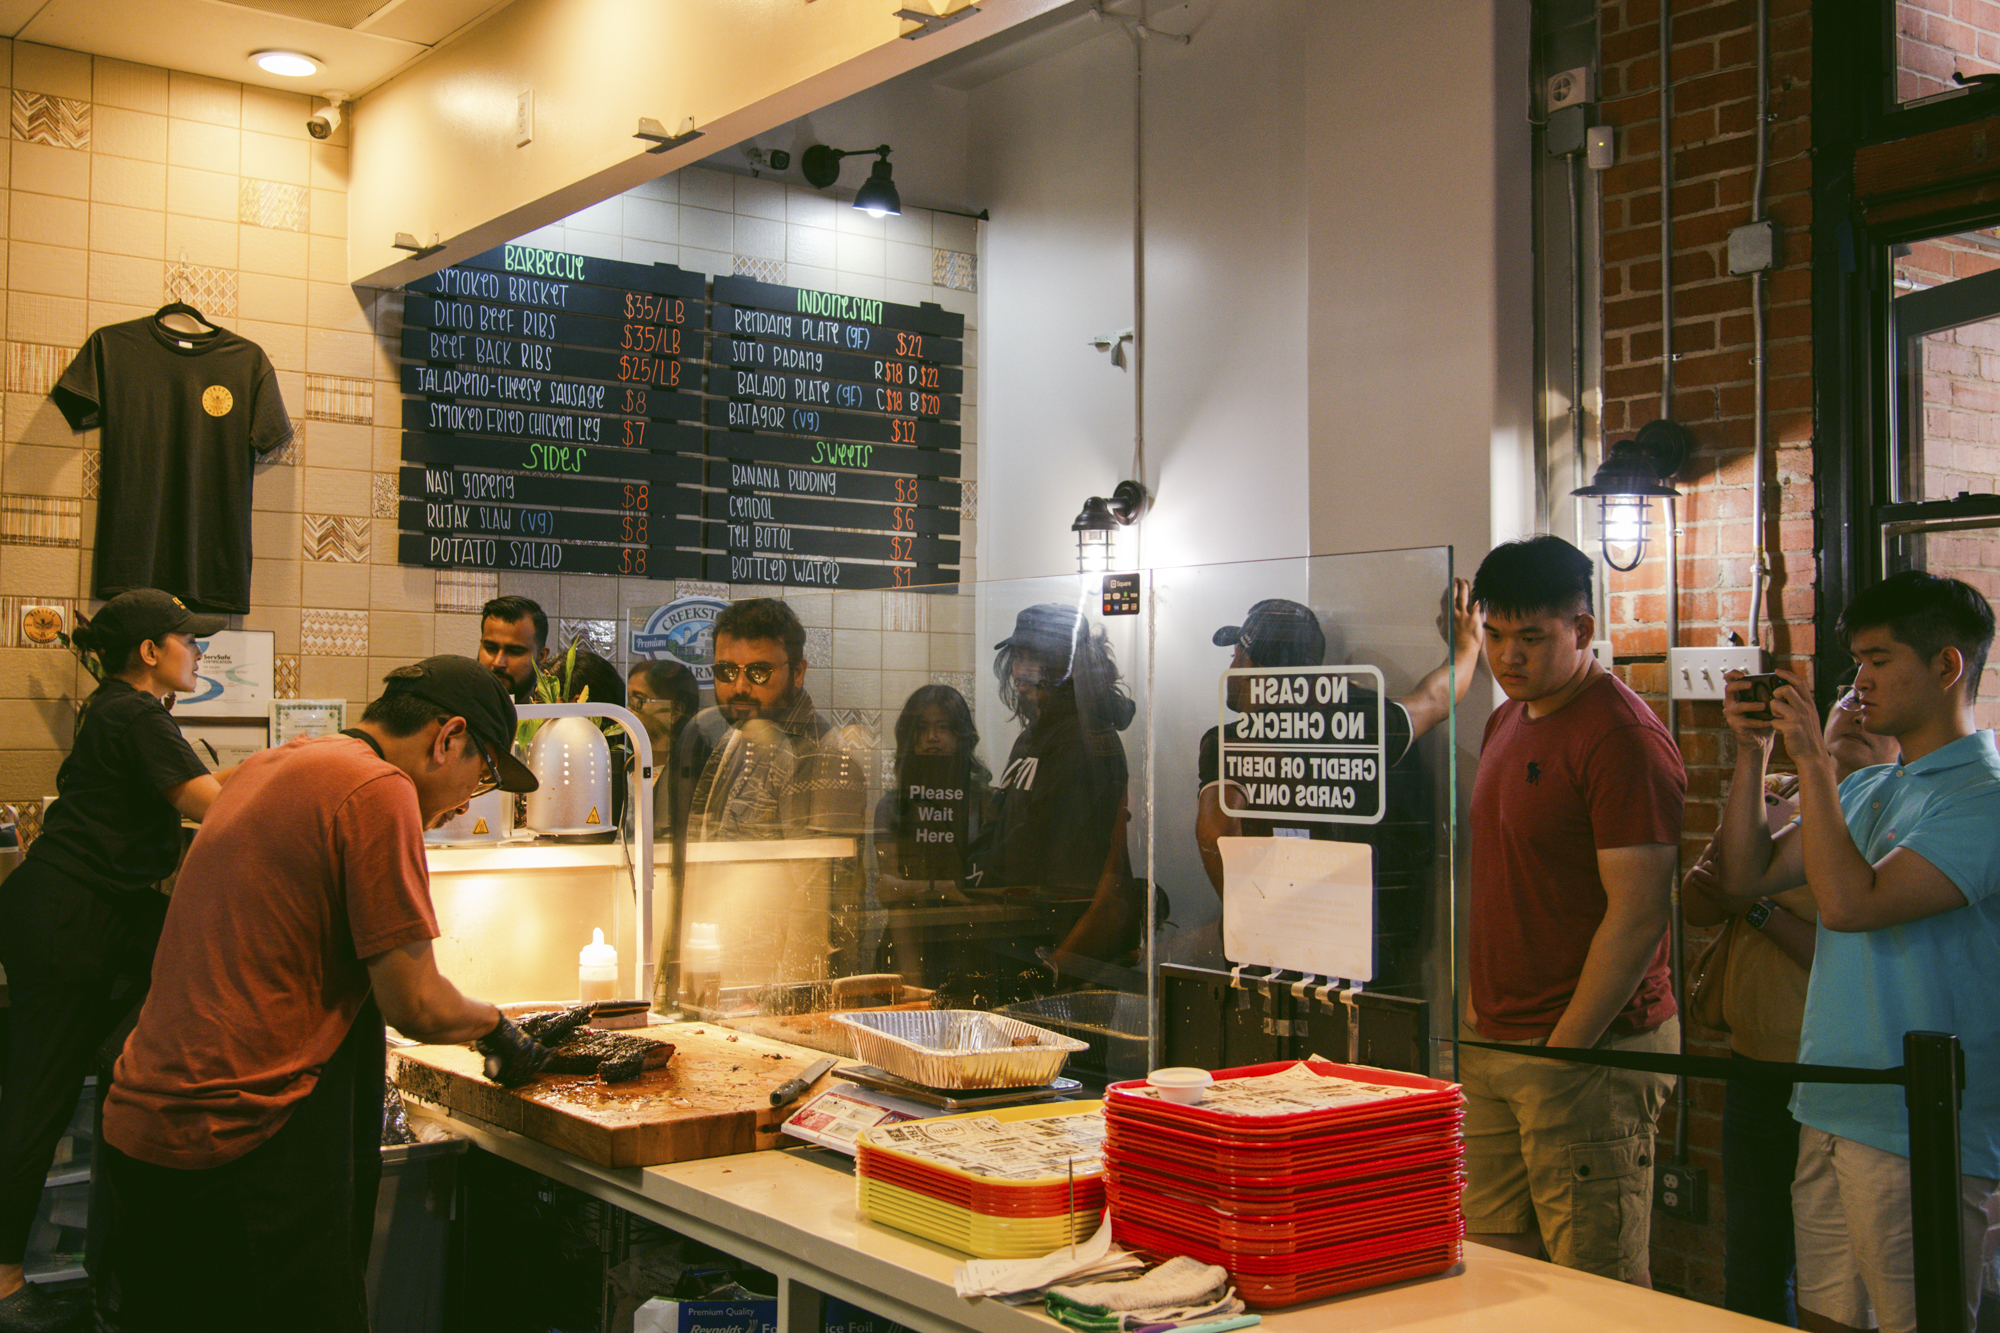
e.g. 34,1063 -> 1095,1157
175,630 -> 276,718
271,699 -> 347,746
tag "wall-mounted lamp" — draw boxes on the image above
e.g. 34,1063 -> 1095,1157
1071,480 -> 1148,574
1571,420 -> 1690,571
802,143 -> 902,217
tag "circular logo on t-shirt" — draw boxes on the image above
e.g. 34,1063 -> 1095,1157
201,385 -> 233,417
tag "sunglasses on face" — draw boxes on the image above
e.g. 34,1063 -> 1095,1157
713,660 -> 784,686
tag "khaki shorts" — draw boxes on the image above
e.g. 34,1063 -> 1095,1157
1793,1124 -> 1997,1332
1459,1020 -> 1679,1282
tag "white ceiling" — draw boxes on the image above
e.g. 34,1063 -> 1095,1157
0,0 -> 513,98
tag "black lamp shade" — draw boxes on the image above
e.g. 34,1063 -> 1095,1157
854,157 -> 901,217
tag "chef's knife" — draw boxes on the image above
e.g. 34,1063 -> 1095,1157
770,1055 -> 839,1108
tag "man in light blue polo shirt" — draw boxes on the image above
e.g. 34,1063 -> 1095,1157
1715,570 -> 2000,1333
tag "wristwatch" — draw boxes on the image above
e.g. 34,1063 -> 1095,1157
1744,898 -> 1778,931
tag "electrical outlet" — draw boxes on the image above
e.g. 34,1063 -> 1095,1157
1669,646 -> 1767,701
1656,1161 -> 1708,1223
1548,66 -> 1592,113
1591,639 -> 1615,669
515,89 -> 533,147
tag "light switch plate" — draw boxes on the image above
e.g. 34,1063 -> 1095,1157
1670,646 -> 1768,700
515,90 -> 534,146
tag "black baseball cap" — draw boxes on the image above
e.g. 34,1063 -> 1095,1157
1212,599 -> 1326,668
378,656 -> 539,792
88,589 -> 227,645
993,602 -> 1083,658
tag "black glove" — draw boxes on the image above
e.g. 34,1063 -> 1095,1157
473,1015 -> 551,1087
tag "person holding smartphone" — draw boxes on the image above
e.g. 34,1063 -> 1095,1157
1715,571 -> 2000,1333
1682,669 -> 1900,1324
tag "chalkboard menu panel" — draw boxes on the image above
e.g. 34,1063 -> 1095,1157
397,241 -> 970,590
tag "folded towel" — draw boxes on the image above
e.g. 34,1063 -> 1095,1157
1048,1256 -> 1230,1313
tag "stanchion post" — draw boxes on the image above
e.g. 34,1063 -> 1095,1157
1905,1030 -> 1966,1333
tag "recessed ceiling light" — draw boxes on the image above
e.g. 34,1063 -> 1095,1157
252,51 -> 318,78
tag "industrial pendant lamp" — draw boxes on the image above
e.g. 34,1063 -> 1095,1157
1071,480 -> 1148,574
1571,420 -> 1690,571
801,143 -> 902,218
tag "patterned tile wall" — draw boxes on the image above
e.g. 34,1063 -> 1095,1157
0,495 -> 82,546
5,343 -> 72,395
301,608 -> 368,656
553,617 -> 614,659
11,90 -> 89,149
371,474 -> 397,519
0,47 -> 481,819
164,263 -> 239,319
304,373 -> 373,425
274,653 -> 301,699
302,514 -> 370,562
933,249 -> 977,292
436,570 -> 497,613
239,178 -> 308,232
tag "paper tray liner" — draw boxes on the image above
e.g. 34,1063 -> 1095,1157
856,1153 -> 1104,1215
851,1100 -> 1103,1189
1105,1069 -> 1462,1138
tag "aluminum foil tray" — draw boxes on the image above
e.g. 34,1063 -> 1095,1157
833,1009 -> 1088,1089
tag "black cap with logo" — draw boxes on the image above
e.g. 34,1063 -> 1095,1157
84,589 -> 228,647
378,656 -> 540,792
1212,599 -> 1326,669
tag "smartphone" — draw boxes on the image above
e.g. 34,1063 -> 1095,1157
1733,673 -> 1785,721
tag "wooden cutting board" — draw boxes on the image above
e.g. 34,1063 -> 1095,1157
393,1022 -> 841,1168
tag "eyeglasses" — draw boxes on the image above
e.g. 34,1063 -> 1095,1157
713,660 -> 784,686
466,732 -> 503,798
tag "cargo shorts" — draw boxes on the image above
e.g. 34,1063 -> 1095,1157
1459,1019 -> 1679,1282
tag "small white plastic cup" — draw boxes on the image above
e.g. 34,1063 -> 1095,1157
1147,1067 -> 1214,1105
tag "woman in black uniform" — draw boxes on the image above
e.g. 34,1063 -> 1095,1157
0,591 -> 227,1332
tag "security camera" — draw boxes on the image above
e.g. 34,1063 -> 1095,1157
307,96 -> 345,140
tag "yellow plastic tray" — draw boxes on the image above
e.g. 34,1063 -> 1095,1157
857,1175 -> 1101,1258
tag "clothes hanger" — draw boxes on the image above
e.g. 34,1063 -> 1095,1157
154,301 -> 218,337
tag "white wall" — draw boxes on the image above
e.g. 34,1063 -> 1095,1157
965,0 -> 1535,930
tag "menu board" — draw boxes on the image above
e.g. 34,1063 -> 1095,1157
396,242 -> 968,590
702,275 -> 964,589
397,244 -> 707,580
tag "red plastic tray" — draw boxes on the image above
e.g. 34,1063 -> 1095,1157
1107,1179 -> 1461,1254
1112,1212 -> 1464,1275
1104,1116 -> 1463,1182
1112,1214 -> 1462,1308
1104,1059 -> 1461,1138
1106,1155 -> 1462,1218
856,1152 -> 1104,1216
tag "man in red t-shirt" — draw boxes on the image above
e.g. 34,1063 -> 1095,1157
1462,536 -> 1685,1285
94,657 -> 551,1333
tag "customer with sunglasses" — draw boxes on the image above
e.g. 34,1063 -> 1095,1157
686,598 -> 864,841
91,657 -> 551,1333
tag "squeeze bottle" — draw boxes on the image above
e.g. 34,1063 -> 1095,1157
683,922 -> 722,1015
578,928 -> 618,1003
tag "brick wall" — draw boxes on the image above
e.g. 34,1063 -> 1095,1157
1597,0 -> 1814,1303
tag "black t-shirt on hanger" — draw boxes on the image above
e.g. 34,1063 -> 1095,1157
53,313 -> 293,614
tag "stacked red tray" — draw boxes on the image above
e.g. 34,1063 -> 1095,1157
1102,1060 -> 1465,1309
